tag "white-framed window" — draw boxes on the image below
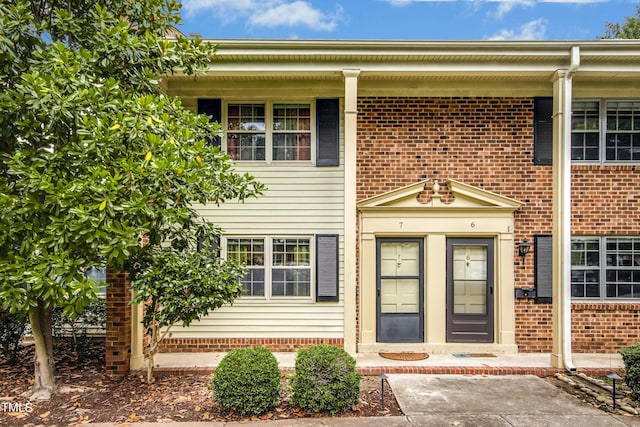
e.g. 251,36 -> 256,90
225,101 -> 313,163
225,236 -> 313,300
571,236 -> 640,300
572,100 -> 640,163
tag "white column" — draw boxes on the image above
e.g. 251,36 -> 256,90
550,69 -> 575,370
130,293 -> 144,370
343,69 -> 360,354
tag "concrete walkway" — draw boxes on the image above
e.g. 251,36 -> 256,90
88,352 -> 636,426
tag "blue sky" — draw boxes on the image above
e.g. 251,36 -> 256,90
177,0 -> 638,41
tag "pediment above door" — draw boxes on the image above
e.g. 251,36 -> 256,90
357,179 -> 523,213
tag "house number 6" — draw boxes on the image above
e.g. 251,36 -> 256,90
470,222 -> 476,228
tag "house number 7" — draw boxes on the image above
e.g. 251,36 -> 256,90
399,221 -> 403,228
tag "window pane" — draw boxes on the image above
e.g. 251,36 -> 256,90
571,269 -> 600,298
271,268 -> 311,297
604,237 -> 640,300
241,269 -> 265,297
605,101 -> 640,162
571,102 -> 600,161
272,104 -> 311,161
228,133 -> 265,161
571,238 -> 599,266
272,238 -> 310,266
571,237 -> 601,299
571,283 -> 584,298
227,103 -> 266,161
586,283 -> 600,298
228,103 -> 265,131
227,238 -> 265,297
273,133 -> 311,161
271,238 -> 311,297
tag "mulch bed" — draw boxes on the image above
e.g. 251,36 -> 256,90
0,339 -> 402,425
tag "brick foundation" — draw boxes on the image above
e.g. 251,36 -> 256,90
158,337 -> 344,353
154,366 -> 611,378
572,303 -> 640,352
105,269 -> 131,377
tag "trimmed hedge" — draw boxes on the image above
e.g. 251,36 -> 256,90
211,346 -> 281,415
289,345 -> 361,414
620,343 -> 640,396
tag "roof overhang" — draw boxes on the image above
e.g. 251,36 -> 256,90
166,39 -> 640,82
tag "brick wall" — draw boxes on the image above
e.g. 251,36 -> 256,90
105,269 -> 131,377
158,337 -> 344,353
356,97 -> 640,353
572,303 -> 640,352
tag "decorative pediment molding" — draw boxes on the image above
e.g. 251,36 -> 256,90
357,179 -> 523,212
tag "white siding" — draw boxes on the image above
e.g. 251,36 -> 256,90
169,96 -> 345,339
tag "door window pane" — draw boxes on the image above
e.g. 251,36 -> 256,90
380,242 -> 419,276
380,279 -> 419,313
452,245 -> 487,315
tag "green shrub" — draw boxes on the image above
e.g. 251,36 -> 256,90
289,345 -> 361,414
0,309 -> 27,364
620,343 -> 640,395
211,346 -> 281,415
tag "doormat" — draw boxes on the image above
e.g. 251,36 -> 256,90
379,352 -> 429,361
451,353 -> 496,358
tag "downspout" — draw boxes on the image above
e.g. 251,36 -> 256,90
562,45 -> 580,373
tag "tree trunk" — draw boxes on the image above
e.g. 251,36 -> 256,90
147,349 -> 155,384
28,301 -> 56,400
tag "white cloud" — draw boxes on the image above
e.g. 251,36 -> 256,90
181,0 -> 343,32
488,0 -> 535,20
381,0 -> 606,21
387,0 -> 415,6
486,18 -> 547,39
249,1 -> 343,31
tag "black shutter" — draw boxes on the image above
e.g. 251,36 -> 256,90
534,97 -> 553,165
197,99 -> 222,148
534,234 -> 552,303
316,234 -> 339,301
316,99 -> 340,166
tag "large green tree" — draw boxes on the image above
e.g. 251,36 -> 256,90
0,1 -> 263,399
601,6 -> 640,39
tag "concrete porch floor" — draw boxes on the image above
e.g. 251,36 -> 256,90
153,351 -> 625,377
